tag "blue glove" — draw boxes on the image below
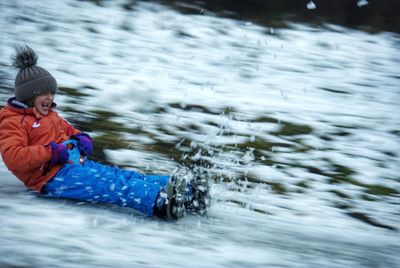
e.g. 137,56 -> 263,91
72,133 -> 93,156
49,142 -> 69,165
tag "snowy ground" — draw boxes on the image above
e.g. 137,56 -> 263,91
1,159 -> 399,268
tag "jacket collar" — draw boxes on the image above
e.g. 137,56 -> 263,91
6,97 -> 57,118
8,97 -> 29,109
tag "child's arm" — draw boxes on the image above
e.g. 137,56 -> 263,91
60,117 -> 80,136
58,115 -> 93,156
0,119 -> 52,172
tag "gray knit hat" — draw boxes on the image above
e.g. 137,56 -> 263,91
12,45 -> 57,102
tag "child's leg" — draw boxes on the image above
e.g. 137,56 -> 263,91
84,161 -> 170,187
42,160 -> 165,216
142,175 -> 170,187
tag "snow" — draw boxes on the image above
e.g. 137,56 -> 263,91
1,0 -> 400,267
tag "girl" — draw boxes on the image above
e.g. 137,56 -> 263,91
0,45 -> 209,220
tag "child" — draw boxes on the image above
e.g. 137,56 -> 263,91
0,45 -> 209,220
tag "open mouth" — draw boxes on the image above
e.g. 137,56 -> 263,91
42,102 -> 51,110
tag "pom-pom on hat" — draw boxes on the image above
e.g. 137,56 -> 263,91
12,45 -> 57,102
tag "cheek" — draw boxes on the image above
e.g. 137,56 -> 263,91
33,99 -> 44,109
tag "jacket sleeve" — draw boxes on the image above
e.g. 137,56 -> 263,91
0,118 -> 52,172
60,116 -> 80,136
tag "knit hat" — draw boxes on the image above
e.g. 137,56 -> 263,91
12,45 -> 57,102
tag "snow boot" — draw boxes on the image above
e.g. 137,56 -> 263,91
185,167 -> 210,215
154,167 -> 211,220
164,174 -> 187,220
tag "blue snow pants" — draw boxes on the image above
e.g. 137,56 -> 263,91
42,160 -> 170,216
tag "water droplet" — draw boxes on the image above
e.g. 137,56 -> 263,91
307,1 -> 316,10
357,0 -> 368,7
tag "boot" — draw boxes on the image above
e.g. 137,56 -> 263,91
184,167 -> 210,215
154,168 -> 211,220
164,174 -> 187,220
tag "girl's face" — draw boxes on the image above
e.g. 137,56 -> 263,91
33,92 -> 55,115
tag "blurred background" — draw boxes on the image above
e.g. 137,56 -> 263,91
0,0 -> 399,267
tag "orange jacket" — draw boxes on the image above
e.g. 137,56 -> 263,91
0,98 -> 80,192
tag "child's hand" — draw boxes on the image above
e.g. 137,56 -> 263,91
72,133 -> 93,156
49,142 -> 69,165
